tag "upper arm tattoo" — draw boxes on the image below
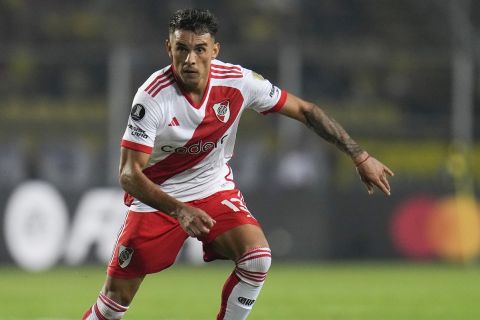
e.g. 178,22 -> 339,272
303,104 -> 363,158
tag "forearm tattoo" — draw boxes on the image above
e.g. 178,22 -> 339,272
304,105 -> 364,158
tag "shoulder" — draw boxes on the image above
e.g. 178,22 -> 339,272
133,65 -> 176,110
139,65 -> 175,99
130,67 -> 175,123
210,59 -> 244,80
212,60 -> 269,86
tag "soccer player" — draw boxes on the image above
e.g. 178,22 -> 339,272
82,8 -> 394,320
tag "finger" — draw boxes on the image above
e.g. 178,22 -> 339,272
197,225 -> 211,235
363,181 -> 374,195
368,183 -> 374,195
202,216 -> 216,228
186,227 -> 197,238
359,172 -> 369,184
380,174 -> 391,192
374,178 -> 390,196
196,219 -> 214,235
384,166 -> 394,177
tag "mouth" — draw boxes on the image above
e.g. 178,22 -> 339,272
183,69 -> 198,75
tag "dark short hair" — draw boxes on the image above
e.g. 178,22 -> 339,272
168,9 -> 218,36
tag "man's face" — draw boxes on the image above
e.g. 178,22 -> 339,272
166,29 -> 219,91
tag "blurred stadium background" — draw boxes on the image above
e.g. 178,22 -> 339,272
0,0 -> 479,318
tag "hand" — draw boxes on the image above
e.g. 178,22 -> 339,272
355,154 -> 394,196
174,205 -> 216,238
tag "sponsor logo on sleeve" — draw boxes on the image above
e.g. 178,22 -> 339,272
130,104 -> 146,121
127,124 -> 149,139
269,85 -> 279,98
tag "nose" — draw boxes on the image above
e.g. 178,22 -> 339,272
185,51 -> 196,65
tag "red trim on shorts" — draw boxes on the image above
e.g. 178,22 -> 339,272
261,90 -> 288,115
121,140 -> 153,154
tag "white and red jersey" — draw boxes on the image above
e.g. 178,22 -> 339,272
121,59 -> 287,212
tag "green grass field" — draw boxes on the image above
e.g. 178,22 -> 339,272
1,262 -> 479,319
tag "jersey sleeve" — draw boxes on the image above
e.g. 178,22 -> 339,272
121,91 -> 162,154
242,69 -> 288,115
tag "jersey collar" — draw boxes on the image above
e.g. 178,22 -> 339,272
171,64 -> 211,110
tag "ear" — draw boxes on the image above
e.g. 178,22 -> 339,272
212,42 -> 220,60
165,39 -> 172,59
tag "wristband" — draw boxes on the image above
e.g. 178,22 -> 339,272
355,154 -> 370,167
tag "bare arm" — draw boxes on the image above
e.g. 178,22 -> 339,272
278,93 -> 394,195
119,147 -> 215,237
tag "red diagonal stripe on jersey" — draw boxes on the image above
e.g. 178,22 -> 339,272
142,86 -> 244,185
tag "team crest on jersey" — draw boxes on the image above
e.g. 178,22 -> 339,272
212,100 -> 230,123
118,245 -> 134,268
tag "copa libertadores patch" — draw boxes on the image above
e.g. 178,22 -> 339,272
130,104 -> 146,121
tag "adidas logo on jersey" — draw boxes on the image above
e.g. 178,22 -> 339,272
168,117 -> 180,126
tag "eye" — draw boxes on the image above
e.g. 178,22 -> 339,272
195,47 -> 206,54
176,46 -> 188,53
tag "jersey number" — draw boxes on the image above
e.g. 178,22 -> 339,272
221,198 -> 250,213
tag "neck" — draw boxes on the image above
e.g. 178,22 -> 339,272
173,68 -> 210,105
